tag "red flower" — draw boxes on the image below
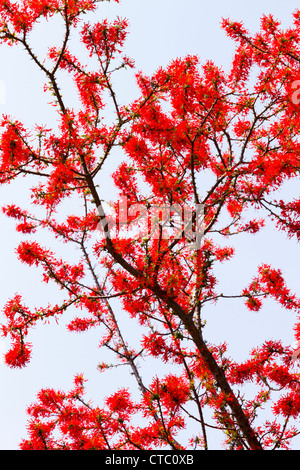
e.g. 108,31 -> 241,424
4,340 -> 32,368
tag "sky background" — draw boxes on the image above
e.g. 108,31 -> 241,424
0,0 -> 300,450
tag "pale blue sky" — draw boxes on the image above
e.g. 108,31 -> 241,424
0,0 -> 300,450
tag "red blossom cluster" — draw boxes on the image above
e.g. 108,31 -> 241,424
19,373 -> 190,450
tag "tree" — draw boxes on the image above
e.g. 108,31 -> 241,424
0,0 -> 300,450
